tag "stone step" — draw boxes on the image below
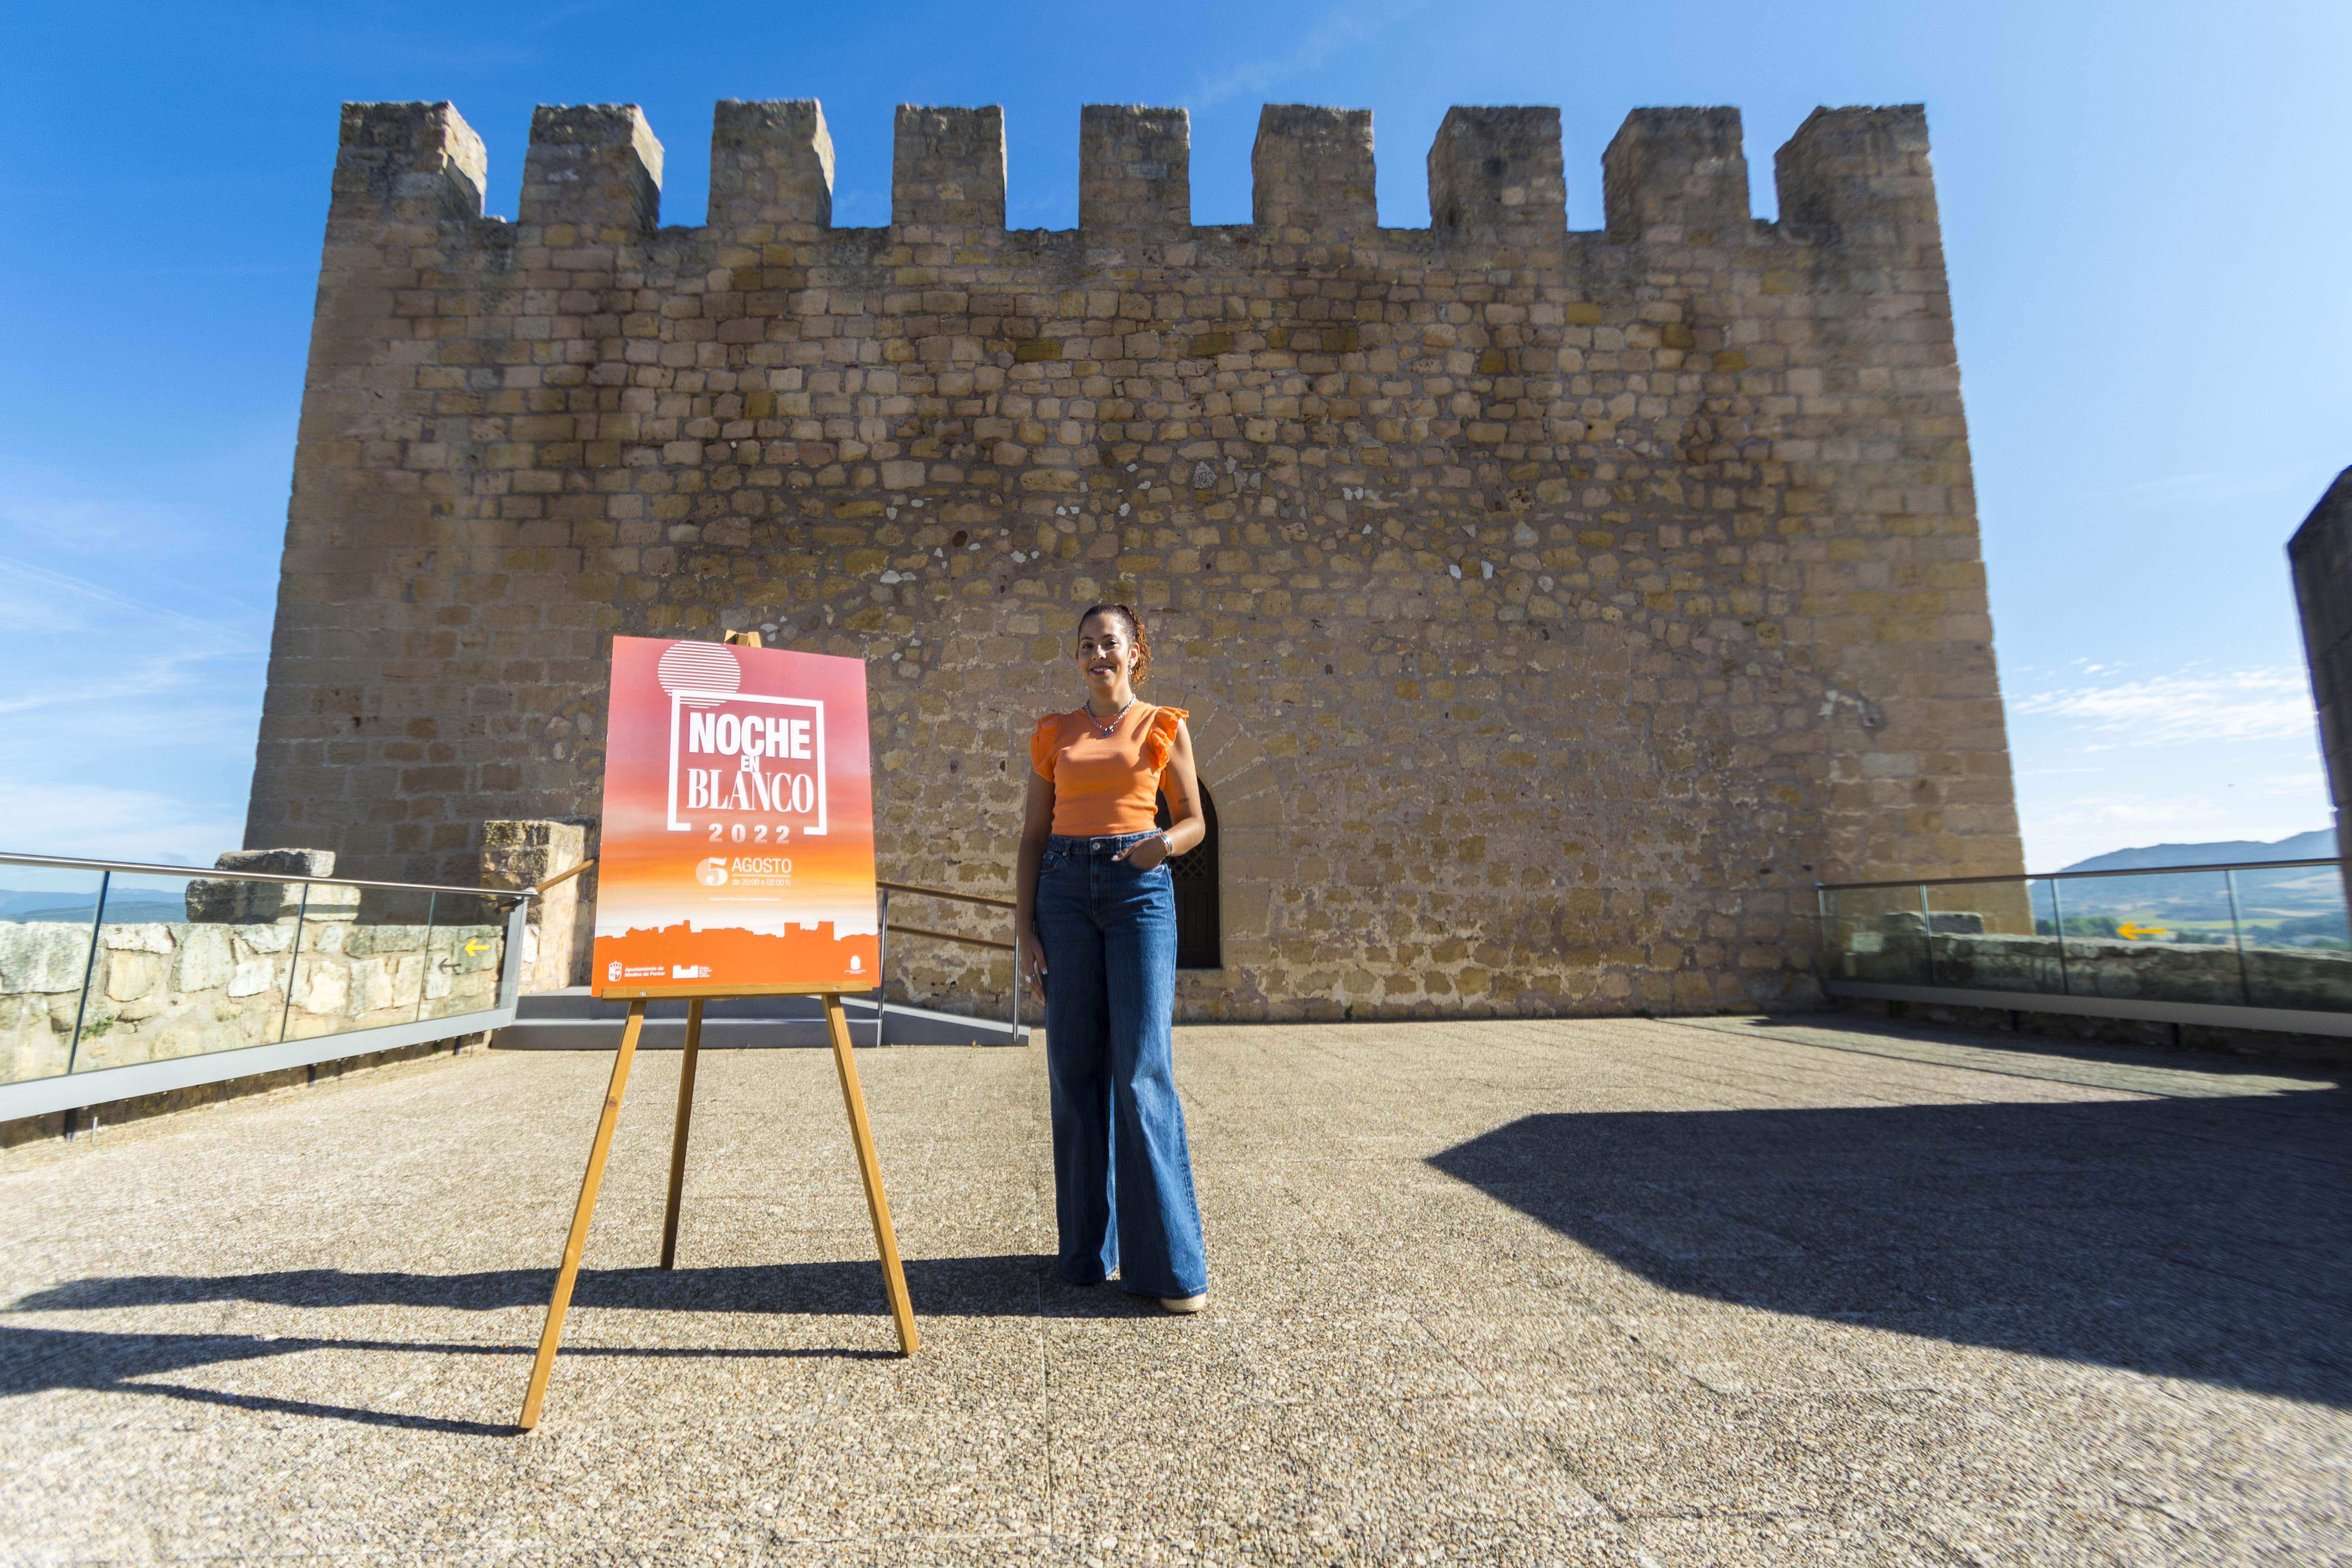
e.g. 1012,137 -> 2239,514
494,987 -> 1026,1049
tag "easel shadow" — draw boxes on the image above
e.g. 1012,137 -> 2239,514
13,1253 -> 1088,1318
0,1322 -> 888,1437
6,1252 -> 1153,1434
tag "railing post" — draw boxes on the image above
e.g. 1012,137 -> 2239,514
498,895 -> 531,1012
274,883 -> 311,1045
1918,882 -> 1937,986
412,892 -> 438,1024
875,888 -> 891,1047
64,870 -> 110,1076
2049,876 -> 2071,995
2224,868 -> 2253,1007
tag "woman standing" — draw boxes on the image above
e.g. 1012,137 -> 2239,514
1015,604 -> 1209,1313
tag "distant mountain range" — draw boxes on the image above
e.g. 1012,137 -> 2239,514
0,890 -> 190,923
2052,829 -> 2339,922
2058,828 -> 2335,875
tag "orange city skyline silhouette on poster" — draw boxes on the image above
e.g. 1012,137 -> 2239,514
591,636 -> 879,997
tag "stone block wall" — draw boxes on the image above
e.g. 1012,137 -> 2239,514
477,817 -> 595,989
245,95 -> 2024,1021
0,913 -> 504,1087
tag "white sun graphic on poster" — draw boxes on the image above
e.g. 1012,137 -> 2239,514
655,641 -> 741,710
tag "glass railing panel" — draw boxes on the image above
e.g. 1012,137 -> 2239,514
1819,884 -> 1933,986
418,892 -> 507,1023
2230,862 -> 2352,1013
282,883 -> 435,1042
0,866 -> 109,1086
1923,879 -> 2049,993
67,869 -> 293,1075
2044,869 -> 2244,1005
2027,877 -> 2065,995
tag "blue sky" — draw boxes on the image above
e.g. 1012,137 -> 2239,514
2,0 -> 2346,869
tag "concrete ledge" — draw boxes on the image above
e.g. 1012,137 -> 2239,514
0,1005 -> 513,1125
1826,980 -> 2352,1039
492,988 -> 1028,1049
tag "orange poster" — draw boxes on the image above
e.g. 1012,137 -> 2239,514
591,637 -> 879,997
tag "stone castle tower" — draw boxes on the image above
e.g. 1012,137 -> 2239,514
245,96 -> 2024,1019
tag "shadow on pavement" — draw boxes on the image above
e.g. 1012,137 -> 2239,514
9,1253 -> 1142,1320
0,1323 -> 888,1436
2,1254 -> 1180,1431
1427,1089 -> 2352,1408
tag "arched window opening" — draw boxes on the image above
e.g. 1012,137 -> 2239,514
1155,780 -> 1222,970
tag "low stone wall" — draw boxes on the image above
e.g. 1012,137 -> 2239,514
1837,925 -> 2352,1012
0,917 -> 504,1086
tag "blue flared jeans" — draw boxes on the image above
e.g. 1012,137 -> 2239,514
1034,832 -> 1208,1299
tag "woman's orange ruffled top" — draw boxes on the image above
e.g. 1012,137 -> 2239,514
1031,704 -> 1188,837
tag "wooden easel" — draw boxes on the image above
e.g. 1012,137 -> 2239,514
516,628 -> 917,1432
515,986 -> 918,1429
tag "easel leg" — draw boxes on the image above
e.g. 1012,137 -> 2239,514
659,998 -> 704,1270
518,998 -> 646,1430
823,992 -> 919,1354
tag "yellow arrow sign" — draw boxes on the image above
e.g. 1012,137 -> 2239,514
2117,922 -> 2168,940
464,939 -> 491,957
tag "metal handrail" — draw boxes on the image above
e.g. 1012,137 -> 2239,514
876,877 -> 1016,911
871,878 -> 1024,1041
0,849 -> 530,901
884,922 -> 1015,953
1816,856 -> 2339,894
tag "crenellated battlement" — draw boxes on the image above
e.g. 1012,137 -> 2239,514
263,85 -> 2016,1021
326,96 -> 1938,249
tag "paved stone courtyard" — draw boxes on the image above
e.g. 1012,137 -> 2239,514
1,1013 -> 2345,1565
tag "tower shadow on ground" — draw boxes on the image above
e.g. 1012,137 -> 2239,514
1427,1088 -> 2352,1409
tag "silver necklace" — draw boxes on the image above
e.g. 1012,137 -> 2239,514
1084,697 -> 1135,738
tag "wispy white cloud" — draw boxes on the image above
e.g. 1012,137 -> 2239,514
2006,660 -> 2332,867
253,0 -> 637,73
2011,665 -> 2315,747
0,453 -> 278,619
1184,0 -> 1435,111
2079,452 -> 2346,516
0,456 -> 189,553
0,558 -> 263,719
0,781 -> 244,867
2249,770 -> 2328,798
0,526 -> 268,862
0,558 -> 258,640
